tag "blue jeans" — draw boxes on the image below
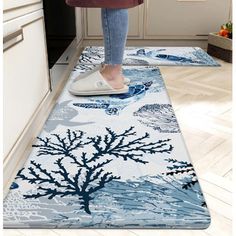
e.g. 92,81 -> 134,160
101,8 -> 129,65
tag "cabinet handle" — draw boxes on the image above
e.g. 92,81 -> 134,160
3,29 -> 24,52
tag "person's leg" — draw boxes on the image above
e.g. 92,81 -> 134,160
100,8 -> 129,89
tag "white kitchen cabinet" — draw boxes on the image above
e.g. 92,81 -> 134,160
82,0 -> 231,40
83,6 -> 144,39
3,9 -> 51,158
144,0 -> 231,39
3,0 -> 42,11
3,0 -> 43,23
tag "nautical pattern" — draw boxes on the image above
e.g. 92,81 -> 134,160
134,104 -> 181,133
43,100 -> 94,132
73,68 -> 163,115
78,46 -> 220,66
3,66 -> 210,229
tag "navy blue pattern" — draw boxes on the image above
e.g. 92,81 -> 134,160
134,104 -> 181,133
78,46 -> 220,67
73,68 -> 163,115
15,127 -> 173,215
3,66 -> 210,229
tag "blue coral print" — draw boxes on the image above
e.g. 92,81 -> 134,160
134,104 -> 181,133
3,66 -> 210,229
73,67 -> 164,115
78,46 -> 220,67
4,127 -> 209,228
14,127 -> 173,215
43,100 -> 94,132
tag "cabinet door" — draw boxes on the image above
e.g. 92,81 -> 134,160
84,6 -> 144,39
3,0 -> 42,11
144,0 -> 231,39
3,10 -> 51,158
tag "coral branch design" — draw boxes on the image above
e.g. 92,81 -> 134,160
32,129 -> 86,157
16,127 -> 173,214
134,104 -> 181,133
94,126 -> 174,164
163,158 -> 198,190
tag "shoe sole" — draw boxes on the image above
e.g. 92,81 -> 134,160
68,87 -> 129,96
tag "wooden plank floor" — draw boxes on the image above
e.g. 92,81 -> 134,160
3,55 -> 232,236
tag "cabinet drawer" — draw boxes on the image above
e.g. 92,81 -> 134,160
3,0 -> 41,12
3,10 -> 51,158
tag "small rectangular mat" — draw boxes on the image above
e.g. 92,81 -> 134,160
79,46 -> 220,67
3,65 -> 211,229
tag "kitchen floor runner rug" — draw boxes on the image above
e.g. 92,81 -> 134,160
78,46 -> 220,67
3,65 -> 211,229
